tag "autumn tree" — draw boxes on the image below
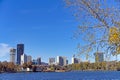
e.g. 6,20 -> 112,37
27,62 -> 32,69
0,62 -> 3,72
22,63 -> 27,69
65,0 -> 120,62
2,61 -> 8,72
7,62 -> 16,71
109,27 -> 120,59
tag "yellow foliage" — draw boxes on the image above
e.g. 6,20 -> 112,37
109,27 -> 120,55
116,46 -> 120,54
109,27 -> 120,44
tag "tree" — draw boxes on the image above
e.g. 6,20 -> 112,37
2,61 -> 8,72
7,62 -> 16,72
65,0 -> 120,62
22,63 -> 27,69
0,62 -> 3,72
27,62 -> 32,69
109,27 -> 120,56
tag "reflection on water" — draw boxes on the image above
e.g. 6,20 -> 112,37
0,71 -> 120,80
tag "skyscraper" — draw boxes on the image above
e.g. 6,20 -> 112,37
17,44 -> 24,64
10,48 -> 16,64
71,57 -> 80,64
57,56 -> 67,66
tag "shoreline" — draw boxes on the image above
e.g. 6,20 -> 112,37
0,70 -> 119,74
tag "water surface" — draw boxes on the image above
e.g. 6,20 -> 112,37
0,71 -> 120,80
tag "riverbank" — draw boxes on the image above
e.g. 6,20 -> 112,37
1,69 -> 120,74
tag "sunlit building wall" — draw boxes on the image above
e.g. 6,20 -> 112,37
21,54 -> 27,65
57,56 -> 67,66
10,48 -> 16,64
72,57 -> 79,64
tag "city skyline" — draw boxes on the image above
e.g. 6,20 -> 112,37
2,42 -> 120,65
9,43 -> 80,65
0,0 -> 79,63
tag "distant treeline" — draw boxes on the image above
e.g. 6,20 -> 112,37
0,61 -> 33,73
0,61 -> 120,73
69,61 -> 120,71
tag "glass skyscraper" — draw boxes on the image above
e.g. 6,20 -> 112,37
17,44 -> 24,64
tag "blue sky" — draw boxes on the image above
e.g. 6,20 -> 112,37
0,0 -> 81,63
0,0 -> 119,63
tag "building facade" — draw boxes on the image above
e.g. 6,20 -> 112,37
57,56 -> 67,66
71,57 -> 79,64
32,59 -> 37,65
10,48 -> 16,64
21,54 -> 27,65
66,59 -> 68,65
49,58 -> 55,65
94,52 -> 104,62
17,44 -> 24,64
37,57 -> 41,65
27,55 -> 32,63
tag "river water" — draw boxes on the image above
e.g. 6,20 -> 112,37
0,71 -> 120,80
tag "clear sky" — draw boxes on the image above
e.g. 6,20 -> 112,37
0,0 -> 80,63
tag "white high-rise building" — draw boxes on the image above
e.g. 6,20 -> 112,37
57,56 -> 67,66
10,48 -> 16,64
21,54 -> 27,65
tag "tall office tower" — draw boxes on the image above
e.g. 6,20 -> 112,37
94,52 -> 104,62
27,55 -> 32,63
57,56 -> 67,66
10,48 -> 16,64
17,44 -> 24,64
21,54 -> 27,65
71,57 -> 79,64
49,58 -> 55,65
37,57 -> 41,65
